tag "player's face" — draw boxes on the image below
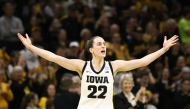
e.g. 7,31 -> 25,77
90,37 -> 106,58
122,79 -> 133,93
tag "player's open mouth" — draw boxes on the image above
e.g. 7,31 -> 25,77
101,50 -> 106,54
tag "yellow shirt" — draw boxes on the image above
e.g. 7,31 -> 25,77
0,49 -> 10,64
0,82 -> 13,109
38,97 -> 48,109
110,44 -> 130,60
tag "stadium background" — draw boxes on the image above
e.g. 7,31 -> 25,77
0,0 -> 190,109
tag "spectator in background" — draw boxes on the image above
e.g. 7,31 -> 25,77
162,18 -> 179,38
133,69 -> 158,108
33,57 -> 56,84
156,68 -> 174,109
30,27 -> 45,48
69,0 -> 85,13
79,28 -> 92,51
0,70 -> 13,109
105,41 -> 116,61
113,74 -> 146,109
0,58 -> 9,80
61,5 -> 82,41
171,56 -> 186,82
183,45 -> 190,67
44,1 -> 65,19
45,99 -> 55,109
178,8 -> 190,45
143,21 -> 159,46
0,59 -> 6,78
69,76 -> 81,95
0,1 -> 24,52
9,66 -> 30,109
30,72 -> 48,98
29,1 -> 46,29
173,79 -> 190,109
26,16 -> 41,35
49,16 -> 62,28
81,5 -> 95,31
109,33 -> 130,60
158,18 -> 179,47
20,92 -> 39,109
124,17 -> 140,53
56,29 -> 68,49
110,24 -> 120,37
66,41 -> 80,59
47,18 -> 62,50
54,76 -> 79,109
0,48 -> 10,66
39,83 -> 56,109
95,14 -> 110,40
174,67 -> 190,91
166,42 -> 183,71
18,48 -> 39,72
7,51 -> 21,77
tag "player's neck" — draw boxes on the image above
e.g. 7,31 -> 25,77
91,57 -> 104,67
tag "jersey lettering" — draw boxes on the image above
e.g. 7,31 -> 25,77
86,75 -> 109,83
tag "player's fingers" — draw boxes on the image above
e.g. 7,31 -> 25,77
17,33 -> 24,41
164,36 -> 167,42
169,35 -> 178,41
25,33 -> 30,40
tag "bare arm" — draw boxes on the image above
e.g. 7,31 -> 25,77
17,33 -> 85,76
111,35 -> 179,74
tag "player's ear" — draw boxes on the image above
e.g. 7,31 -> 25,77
89,48 -> 93,54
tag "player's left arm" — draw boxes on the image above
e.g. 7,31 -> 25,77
111,35 -> 178,74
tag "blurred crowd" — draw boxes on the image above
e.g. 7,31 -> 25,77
0,0 -> 190,109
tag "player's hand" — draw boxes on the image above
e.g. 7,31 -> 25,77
163,35 -> 179,51
17,33 -> 32,49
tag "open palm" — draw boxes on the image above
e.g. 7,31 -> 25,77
163,35 -> 179,51
17,33 -> 32,48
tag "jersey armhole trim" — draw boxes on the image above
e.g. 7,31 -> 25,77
81,61 -> 87,78
108,61 -> 114,78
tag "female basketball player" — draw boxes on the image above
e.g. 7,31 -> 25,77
17,33 -> 178,109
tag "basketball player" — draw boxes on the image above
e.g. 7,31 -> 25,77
17,33 -> 178,109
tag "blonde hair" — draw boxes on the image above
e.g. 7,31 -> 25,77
120,73 -> 134,88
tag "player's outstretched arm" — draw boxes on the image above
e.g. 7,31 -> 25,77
17,33 -> 85,75
111,35 -> 179,74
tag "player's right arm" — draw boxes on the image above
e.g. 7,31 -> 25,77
17,33 -> 85,76
111,35 -> 178,74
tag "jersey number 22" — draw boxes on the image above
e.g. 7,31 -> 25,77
87,85 -> 107,99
